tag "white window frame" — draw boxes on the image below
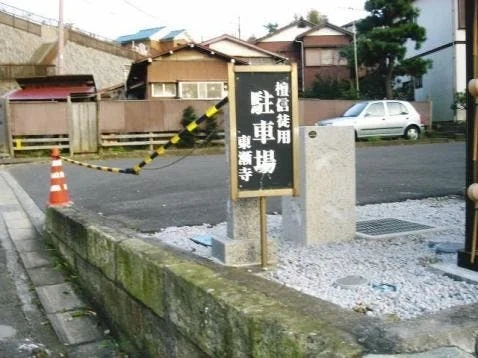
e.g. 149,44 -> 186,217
305,48 -> 347,66
178,82 -> 225,100
151,83 -> 177,98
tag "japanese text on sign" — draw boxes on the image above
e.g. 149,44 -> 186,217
237,84 -> 291,183
233,70 -> 295,194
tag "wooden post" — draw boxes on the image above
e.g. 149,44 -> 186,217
96,93 -> 101,155
67,96 -> 74,156
260,196 -> 268,268
5,99 -> 13,157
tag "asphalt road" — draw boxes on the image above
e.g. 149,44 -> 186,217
6,142 -> 466,232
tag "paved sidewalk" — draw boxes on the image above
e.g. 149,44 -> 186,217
0,169 -> 123,357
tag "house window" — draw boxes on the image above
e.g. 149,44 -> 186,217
458,0 -> 466,29
305,48 -> 347,66
178,82 -> 225,99
151,83 -> 177,97
414,76 -> 423,89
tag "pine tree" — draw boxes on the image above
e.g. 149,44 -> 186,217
355,0 -> 432,98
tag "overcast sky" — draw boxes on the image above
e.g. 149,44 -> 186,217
0,0 -> 367,42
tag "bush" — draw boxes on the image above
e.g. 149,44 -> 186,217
179,106 -> 198,147
303,76 -> 357,99
450,91 -> 467,113
179,106 -> 221,148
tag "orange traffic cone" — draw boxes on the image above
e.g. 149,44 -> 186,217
48,147 -> 72,207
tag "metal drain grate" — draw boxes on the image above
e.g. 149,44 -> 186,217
356,218 -> 436,239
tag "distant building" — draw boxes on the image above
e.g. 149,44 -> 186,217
401,0 -> 467,123
254,18 -> 353,93
201,34 -> 288,65
116,27 -> 194,56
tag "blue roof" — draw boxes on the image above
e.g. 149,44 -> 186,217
161,29 -> 185,41
115,27 -> 165,43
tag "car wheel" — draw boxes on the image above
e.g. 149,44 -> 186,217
404,126 -> 420,140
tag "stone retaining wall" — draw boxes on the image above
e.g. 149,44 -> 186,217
0,16 -> 136,94
43,205 -> 366,357
42,200 -> 478,357
0,23 -> 45,63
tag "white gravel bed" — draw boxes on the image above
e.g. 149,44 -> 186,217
140,196 -> 478,321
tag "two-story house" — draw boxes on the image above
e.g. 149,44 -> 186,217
254,18 -> 353,93
402,0 -> 467,123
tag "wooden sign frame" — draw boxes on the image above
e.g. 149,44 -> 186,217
227,64 -> 299,200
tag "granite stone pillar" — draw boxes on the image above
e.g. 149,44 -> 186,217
282,126 -> 356,245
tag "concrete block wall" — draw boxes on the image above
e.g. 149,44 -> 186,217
43,205 -> 364,357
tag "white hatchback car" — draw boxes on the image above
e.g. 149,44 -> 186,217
315,100 -> 425,140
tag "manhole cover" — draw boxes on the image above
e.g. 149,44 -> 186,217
356,218 -> 436,239
334,275 -> 368,289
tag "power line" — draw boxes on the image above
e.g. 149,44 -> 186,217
121,0 -> 157,20
335,6 -> 365,12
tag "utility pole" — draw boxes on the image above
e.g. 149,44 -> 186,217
237,16 -> 241,39
57,0 -> 65,75
353,20 -> 359,98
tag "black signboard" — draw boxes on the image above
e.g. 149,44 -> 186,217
228,64 -> 299,200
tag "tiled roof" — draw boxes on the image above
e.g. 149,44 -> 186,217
116,27 -> 165,43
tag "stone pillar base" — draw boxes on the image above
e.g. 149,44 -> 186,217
211,237 -> 276,267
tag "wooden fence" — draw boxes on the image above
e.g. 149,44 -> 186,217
2,98 -> 432,156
